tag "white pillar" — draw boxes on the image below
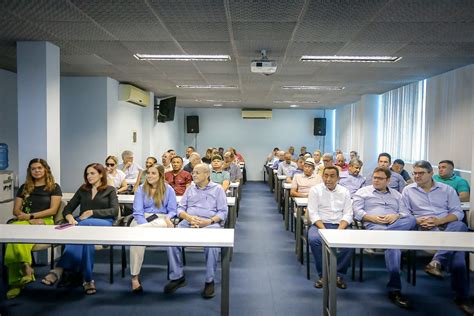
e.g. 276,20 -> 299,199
359,94 -> 380,174
17,41 -> 60,183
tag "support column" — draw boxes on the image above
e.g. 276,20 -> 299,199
17,41 -> 60,182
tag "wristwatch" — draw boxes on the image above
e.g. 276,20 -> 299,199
29,214 -> 34,220
210,218 -> 215,224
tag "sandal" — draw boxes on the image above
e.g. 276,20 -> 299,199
83,281 -> 96,295
6,286 -> 23,299
42,270 -> 60,286
20,273 -> 35,285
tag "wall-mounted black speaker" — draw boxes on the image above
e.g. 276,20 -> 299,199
313,118 -> 326,136
157,97 -> 176,122
187,116 -> 199,133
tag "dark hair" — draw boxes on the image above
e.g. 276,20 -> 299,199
378,152 -> 392,164
350,150 -> 358,156
147,156 -> 158,164
439,160 -> 454,168
167,149 -> 175,153
323,166 -> 339,177
373,166 -> 391,178
23,158 -> 56,196
393,159 -> 405,166
273,147 -> 279,151
187,146 -> 195,151
171,156 -> 183,163
81,163 -> 108,192
413,160 -> 433,173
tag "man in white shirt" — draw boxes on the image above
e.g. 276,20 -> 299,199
307,166 -> 353,289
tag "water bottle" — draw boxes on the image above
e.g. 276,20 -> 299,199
0,143 -> 8,170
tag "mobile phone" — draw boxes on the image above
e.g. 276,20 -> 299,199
146,214 -> 158,222
55,223 -> 74,230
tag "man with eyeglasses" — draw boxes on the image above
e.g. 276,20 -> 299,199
365,153 -> 406,193
401,160 -> 473,315
353,167 -> 416,309
223,151 -> 242,183
433,160 -> 470,202
165,156 -> 192,196
307,166 -> 353,290
338,158 -> 366,197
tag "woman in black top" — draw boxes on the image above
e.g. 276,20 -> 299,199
42,163 -> 118,295
4,158 -> 62,299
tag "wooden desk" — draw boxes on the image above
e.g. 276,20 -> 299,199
0,224 -> 234,316
319,230 -> 474,316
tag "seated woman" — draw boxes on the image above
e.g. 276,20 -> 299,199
132,156 -> 157,193
202,148 -> 213,164
42,163 -> 118,295
4,158 -> 62,299
130,163 -> 177,293
105,155 -> 128,193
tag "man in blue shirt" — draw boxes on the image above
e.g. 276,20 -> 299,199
365,153 -> 405,192
402,160 -> 472,315
164,164 -> 228,299
353,167 -> 416,309
339,158 -> 366,197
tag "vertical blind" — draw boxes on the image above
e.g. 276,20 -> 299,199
379,81 -> 426,162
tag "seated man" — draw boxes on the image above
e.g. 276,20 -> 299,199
317,153 -> 339,176
353,167 -> 416,309
307,166 -> 353,289
183,152 -> 201,173
433,160 -> 470,202
223,151 -> 242,183
338,158 -> 366,197
267,147 -> 280,164
349,150 -> 359,160
299,146 -> 309,157
402,160 -> 473,315
366,153 -> 405,192
313,150 -> 323,169
183,146 -> 195,165
277,152 -> 297,176
335,153 -> 349,171
286,157 -> 305,183
165,156 -> 192,196
272,151 -> 285,170
162,152 -> 173,173
165,164 -> 228,299
210,155 -> 230,192
290,158 -> 322,198
118,150 -> 143,181
391,159 -> 413,184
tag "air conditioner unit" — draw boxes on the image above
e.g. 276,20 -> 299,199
241,109 -> 272,119
119,84 -> 150,107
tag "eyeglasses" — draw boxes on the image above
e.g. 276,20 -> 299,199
412,171 -> 427,176
373,176 -> 387,181
106,163 -> 115,167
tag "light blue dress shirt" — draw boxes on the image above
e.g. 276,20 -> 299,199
353,185 -> 409,221
339,173 -> 366,197
366,170 -> 406,192
132,184 -> 177,224
177,182 -> 228,221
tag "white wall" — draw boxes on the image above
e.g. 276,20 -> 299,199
0,69 -> 18,176
60,77 -> 109,192
181,108 -> 334,181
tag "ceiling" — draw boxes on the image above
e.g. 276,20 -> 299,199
1,0 -> 474,109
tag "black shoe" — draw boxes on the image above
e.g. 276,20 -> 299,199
163,276 -> 186,294
57,271 -> 83,288
132,285 -> 143,294
388,291 -> 411,309
424,260 -> 443,279
454,297 -> 474,315
314,278 -> 323,289
336,277 -> 347,290
201,281 -> 215,299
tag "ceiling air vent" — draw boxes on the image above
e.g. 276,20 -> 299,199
241,109 -> 272,119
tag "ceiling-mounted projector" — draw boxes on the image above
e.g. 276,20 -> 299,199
251,50 -> 277,76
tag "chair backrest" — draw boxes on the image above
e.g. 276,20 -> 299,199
53,201 -> 66,224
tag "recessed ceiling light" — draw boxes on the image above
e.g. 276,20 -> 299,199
290,104 -> 299,108
281,85 -> 345,91
213,104 -> 223,107
176,84 -> 238,89
273,100 -> 319,104
195,99 -> 241,103
134,54 -> 231,61
300,55 -> 401,63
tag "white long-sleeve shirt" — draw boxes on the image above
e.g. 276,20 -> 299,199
307,183 -> 353,225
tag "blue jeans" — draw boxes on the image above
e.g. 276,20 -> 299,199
364,215 -> 416,291
417,220 -> 470,299
308,223 -> 353,279
168,220 -> 222,283
57,217 -> 114,282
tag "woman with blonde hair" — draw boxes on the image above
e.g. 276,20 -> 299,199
130,163 -> 177,293
5,158 -> 62,299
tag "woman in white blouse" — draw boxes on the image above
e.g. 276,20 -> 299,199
105,155 -> 128,193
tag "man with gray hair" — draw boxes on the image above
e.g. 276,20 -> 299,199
277,152 -> 297,176
339,158 -> 366,197
223,151 -> 242,183
118,150 -> 143,181
183,152 -> 201,174
272,151 -> 285,170
402,160 -> 473,315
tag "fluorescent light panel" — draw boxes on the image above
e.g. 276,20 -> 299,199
300,55 -> 401,63
273,100 -> 319,104
134,54 -> 231,61
281,85 -> 345,91
177,84 -> 237,89
196,99 -> 241,103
